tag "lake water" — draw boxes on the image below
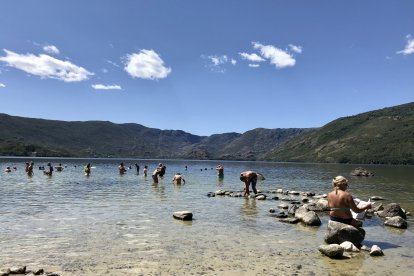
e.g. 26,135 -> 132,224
1,158 -> 413,275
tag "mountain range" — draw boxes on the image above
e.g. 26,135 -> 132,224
1,102 -> 413,164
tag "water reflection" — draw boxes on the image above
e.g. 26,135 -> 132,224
240,198 -> 257,218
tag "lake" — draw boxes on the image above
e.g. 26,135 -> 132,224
1,158 -> 413,275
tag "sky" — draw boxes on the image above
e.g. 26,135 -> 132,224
0,0 -> 413,136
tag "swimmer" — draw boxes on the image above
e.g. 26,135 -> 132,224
172,172 -> 186,184
84,163 -> 91,176
216,164 -> 224,177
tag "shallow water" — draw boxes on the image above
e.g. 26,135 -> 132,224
1,158 -> 413,275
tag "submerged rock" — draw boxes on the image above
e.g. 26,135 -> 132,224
279,217 -> 300,224
318,244 -> 344,258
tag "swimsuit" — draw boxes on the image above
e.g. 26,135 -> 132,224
250,174 -> 257,188
330,207 -> 351,211
330,216 -> 352,225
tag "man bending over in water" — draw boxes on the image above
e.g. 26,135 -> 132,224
240,171 -> 258,196
172,172 -> 186,184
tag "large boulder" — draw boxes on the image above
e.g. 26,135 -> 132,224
378,203 -> 406,219
302,211 -> 321,226
325,221 -> 365,247
384,216 -> 408,229
318,244 -> 344,258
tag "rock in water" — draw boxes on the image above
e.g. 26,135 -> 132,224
324,221 -> 365,247
318,244 -> 344,258
173,211 -> 193,221
340,241 -> 360,252
9,266 -> 26,274
351,167 -> 374,176
378,203 -> 407,219
384,216 -> 408,229
302,211 -> 321,226
370,245 -> 384,256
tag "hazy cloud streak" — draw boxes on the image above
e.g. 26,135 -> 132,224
239,52 -> 265,62
43,45 -> 60,55
92,84 -> 122,90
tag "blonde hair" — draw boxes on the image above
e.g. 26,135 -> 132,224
332,176 -> 348,194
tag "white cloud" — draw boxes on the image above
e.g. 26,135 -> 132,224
92,84 -> 122,90
0,49 -> 93,82
253,42 -> 296,69
209,55 -> 228,66
124,49 -> 171,80
101,68 -> 109,73
248,64 -> 260,68
397,35 -> 414,55
289,44 -> 303,54
239,52 -> 265,62
43,45 -> 60,55
0,83 -> 5,88
201,55 -> 230,73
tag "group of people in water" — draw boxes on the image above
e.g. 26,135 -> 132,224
4,160 -> 370,226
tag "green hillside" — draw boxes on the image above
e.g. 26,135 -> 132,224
264,102 -> 414,164
1,102 -> 413,164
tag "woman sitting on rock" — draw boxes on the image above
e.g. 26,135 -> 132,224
327,176 -> 371,227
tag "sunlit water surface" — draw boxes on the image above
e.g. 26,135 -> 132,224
1,158 -> 413,275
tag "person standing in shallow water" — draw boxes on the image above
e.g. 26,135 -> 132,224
135,163 -> 140,175
85,163 -> 91,176
216,164 -> 224,178
118,162 -> 127,174
172,172 -> 186,184
328,176 -> 372,227
143,165 -> 148,177
27,161 -> 34,176
240,171 -> 258,196
152,167 -> 161,183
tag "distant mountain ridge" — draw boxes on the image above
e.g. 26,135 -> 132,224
1,102 -> 413,164
0,113 -> 309,160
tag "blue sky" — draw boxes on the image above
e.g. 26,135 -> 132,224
0,0 -> 413,136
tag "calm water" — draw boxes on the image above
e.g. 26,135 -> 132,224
1,158 -> 413,275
